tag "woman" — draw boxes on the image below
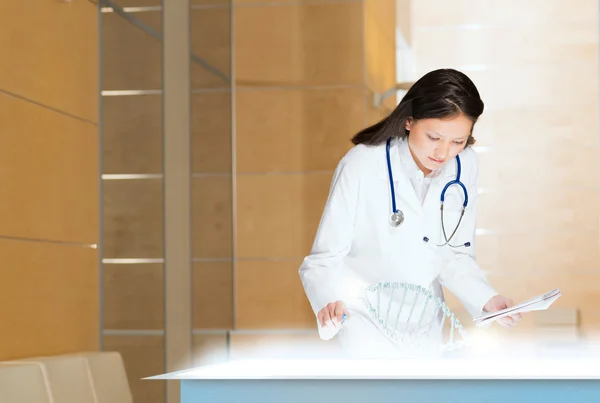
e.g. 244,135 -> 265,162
299,68 -> 520,358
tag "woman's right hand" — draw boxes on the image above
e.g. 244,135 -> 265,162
317,301 -> 348,328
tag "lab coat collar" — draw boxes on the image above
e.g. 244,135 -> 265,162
378,137 -> 464,217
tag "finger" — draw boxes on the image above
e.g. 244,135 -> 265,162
320,309 -> 332,327
333,301 -> 346,323
497,316 -> 514,327
509,313 -> 522,323
317,310 -> 324,327
328,305 -> 342,327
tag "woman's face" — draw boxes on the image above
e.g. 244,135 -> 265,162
405,114 -> 473,175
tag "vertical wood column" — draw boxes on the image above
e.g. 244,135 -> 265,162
164,0 -> 192,402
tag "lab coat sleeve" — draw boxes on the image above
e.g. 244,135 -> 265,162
438,153 -> 498,318
298,152 -> 361,317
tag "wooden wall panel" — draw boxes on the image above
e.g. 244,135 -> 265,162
102,95 -> 162,174
192,176 -> 233,259
103,264 -> 164,330
191,91 -> 232,174
234,2 -> 364,86
190,7 -> 231,89
0,94 -> 98,244
0,0 -> 99,362
102,11 -> 162,90
0,1 -> 98,122
193,262 -> 233,329
364,0 -> 396,95
103,179 -> 163,258
103,335 -> 165,403
0,240 -> 98,360
235,173 -> 331,259
412,0 -> 597,27
236,88 -> 361,173
235,260 -> 315,329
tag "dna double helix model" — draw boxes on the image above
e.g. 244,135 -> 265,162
363,281 -> 469,355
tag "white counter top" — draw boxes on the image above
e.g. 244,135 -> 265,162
147,354 -> 600,380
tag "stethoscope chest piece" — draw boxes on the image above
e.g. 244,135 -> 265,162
390,210 -> 404,227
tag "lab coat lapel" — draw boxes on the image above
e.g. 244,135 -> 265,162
423,159 -> 457,212
389,139 -> 423,215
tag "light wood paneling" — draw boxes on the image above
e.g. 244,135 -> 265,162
192,334 -> 228,366
192,91 -> 232,174
102,95 -> 162,174
473,106 -> 599,149
192,176 -> 232,259
0,239 -> 98,361
235,88 -> 362,173
235,260 -> 315,329
103,264 -> 164,330
436,65 -> 598,111
235,2 -> 364,86
413,0 -> 599,334
236,173 -> 331,258
477,189 -> 600,233
190,7 -> 231,89
102,11 -> 162,90
0,93 -> 98,244
396,0 -> 411,45
194,0 -> 229,4
477,147 -> 600,189
234,0 -> 346,3
103,179 -> 163,258
103,335 -> 165,403
414,22 -> 597,69
0,0 -> 98,122
364,0 -> 396,94
193,262 -> 233,329
412,0 -> 597,27
476,230 -> 600,275
104,0 -> 162,5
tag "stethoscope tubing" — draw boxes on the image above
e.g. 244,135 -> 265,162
385,137 -> 470,248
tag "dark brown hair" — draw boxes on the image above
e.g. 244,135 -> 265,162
352,68 -> 484,146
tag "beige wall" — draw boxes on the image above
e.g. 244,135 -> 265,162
0,1 -> 99,360
410,0 -> 600,335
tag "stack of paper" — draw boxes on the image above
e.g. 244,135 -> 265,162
474,289 -> 562,327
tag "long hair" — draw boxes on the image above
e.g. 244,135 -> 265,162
352,69 -> 484,146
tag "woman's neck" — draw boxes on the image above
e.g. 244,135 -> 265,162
407,144 -> 432,176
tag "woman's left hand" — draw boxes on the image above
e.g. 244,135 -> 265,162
483,295 -> 522,327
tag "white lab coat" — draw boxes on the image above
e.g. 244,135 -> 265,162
298,136 -> 497,358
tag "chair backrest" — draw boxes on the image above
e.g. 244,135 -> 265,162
80,351 -> 133,403
0,362 -> 53,403
0,351 -> 133,403
18,355 -> 96,403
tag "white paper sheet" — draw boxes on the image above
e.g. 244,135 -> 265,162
473,288 -> 562,327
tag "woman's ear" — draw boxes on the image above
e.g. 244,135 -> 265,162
405,117 -> 413,132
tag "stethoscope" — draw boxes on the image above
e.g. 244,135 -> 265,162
385,137 -> 470,248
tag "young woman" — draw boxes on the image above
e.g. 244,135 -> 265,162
299,68 -> 521,357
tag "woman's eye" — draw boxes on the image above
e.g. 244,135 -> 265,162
454,141 -> 465,145
428,135 -> 439,141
